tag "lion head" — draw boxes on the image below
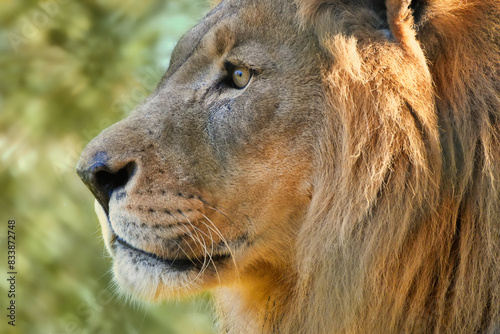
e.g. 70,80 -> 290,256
77,0 -> 500,332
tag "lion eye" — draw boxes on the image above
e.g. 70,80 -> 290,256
231,66 -> 251,89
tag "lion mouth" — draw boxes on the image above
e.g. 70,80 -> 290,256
96,200 -> 241,274
114,237 -> 201,271
112,233 -> 233,272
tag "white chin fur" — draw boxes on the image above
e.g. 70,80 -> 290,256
112,246 -> 202,301
94,200 -> 204,300
94,200 -> 115,256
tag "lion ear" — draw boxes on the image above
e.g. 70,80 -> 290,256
298,0 -> 428,42
367,0 -> 428,64
369,0 -> 427,42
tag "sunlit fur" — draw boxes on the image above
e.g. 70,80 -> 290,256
284,0 -> 500,332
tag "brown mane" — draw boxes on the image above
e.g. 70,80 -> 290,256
286,0 -> 500,332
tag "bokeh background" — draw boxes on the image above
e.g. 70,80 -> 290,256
0,1 -> 216,333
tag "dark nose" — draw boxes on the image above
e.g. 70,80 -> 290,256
77,159 -> 136,213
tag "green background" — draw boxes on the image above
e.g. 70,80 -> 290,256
0,0 -> 216,333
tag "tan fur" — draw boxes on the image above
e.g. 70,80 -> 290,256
78,0 -> 500,332
293,0 -> 500,332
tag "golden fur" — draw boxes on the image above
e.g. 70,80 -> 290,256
77,0 -> 500,332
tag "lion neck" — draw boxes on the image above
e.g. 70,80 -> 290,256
214,263 -> 297,333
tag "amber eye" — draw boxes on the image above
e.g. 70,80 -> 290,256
231,66 -> 251,89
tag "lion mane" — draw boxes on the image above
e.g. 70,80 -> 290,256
287,0 -> 500,332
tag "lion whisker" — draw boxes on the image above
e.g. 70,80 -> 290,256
168,227 -> 198,265
174,224 -> 213,289
199,213 -> 240,280
198,199 -> 237,226
204,225 -> 222,284
180,212 -> 225,284
176,224 -> 206,267
179,214 -> 215,277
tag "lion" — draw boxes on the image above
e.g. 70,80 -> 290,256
77,0 -> 500,332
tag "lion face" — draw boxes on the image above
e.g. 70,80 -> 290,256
77,0 -> 323,300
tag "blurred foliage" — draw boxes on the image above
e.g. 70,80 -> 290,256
0,0 -> 215,333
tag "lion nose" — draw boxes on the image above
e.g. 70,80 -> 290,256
77,156 -> 136,213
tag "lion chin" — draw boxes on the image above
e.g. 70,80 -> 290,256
77,0 -> 500,332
